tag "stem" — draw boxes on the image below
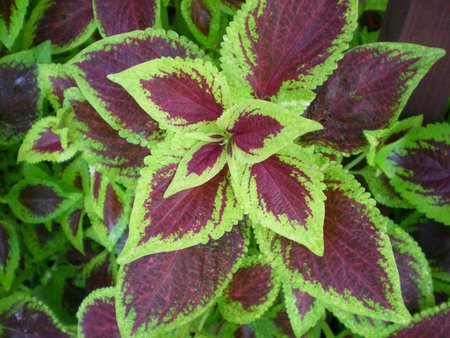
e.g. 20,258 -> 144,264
321,321 -> 335,338
344,151 -> 368,170
197,308 -> 211,333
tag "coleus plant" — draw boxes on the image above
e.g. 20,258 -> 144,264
1,0 -> 449,337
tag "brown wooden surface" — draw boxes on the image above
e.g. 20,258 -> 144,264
379,0 -> 450,123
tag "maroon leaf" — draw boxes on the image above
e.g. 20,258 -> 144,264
70,30 -> 203,146
94,0 -> 159,37
83,252 -> 116,294
38,64 -> 77,109
116,226 -> 246,336
301,44 -> 445,154
187,142 -> 225,175
0,0 -> 28,48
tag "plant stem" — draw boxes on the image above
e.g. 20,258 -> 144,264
321,321 -> 336,338
344,151 -> 368,170
197,308 -> 211,333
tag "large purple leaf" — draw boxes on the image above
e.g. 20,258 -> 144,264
221,0 -> 357,106
116,225 -> 246,336
70,29 -> 204,147
0,0 -> 29,48
219,255 -> 280,324
0,293 -> 69,337
118,152 -> 242,264
22,0 -> 96,53
0,221 -> 19,291
94,0 -> 160,37
0,45 -> 50,145
376,123 -> 450,226
255,161 -> 410,323
238,146 -> 326,256
77,287 -> 120,338
66,89 -> 149,187
301,43 -> 445,154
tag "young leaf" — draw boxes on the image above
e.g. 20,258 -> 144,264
238,146 -> 326,256
82,251 -> 117,294
0,221 -> 20,292
108,57 -> 228,132
59,207 -> 85,254
66,88 -> 150,187
375,123 -> 450,225
220,0 -> 357,106
117,153 -> 242,264
217,99 -> 322,164
77,287 -> 120,338
18,116 -> 78,163
21,223 -> 69,261
283,284 -> 325,338
255,161 -> 410,323
218,255 -> 280,324
93,0 -> 160,37
69,29 -> 204,147
0,0 -> 29,49
22,0 -> 96,54
0,293 -> 70,337
218,0 -> 244,14
5,178 -> 81,224
116,225 -> 246,337
38,63 -> 77,110
301,43 -> 445,155
0,44 -> 50,145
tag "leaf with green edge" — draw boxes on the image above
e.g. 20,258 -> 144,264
117,148 -> 242,264
0,0 -> 29,49
283,283 -> 325,338
385,301 -> 450,338
329,220 -> 435,337
38,63 -> 77,110
5,178 -> 81,224
61,156 -> 90,193
22,0 -> 96,54
301,43 -> 445,155
18,116 -> 78,164
216,99 -> 323,164
180,0 -> 223,47
220,0 -> 357,108
238,146 -> 326,256
69,29 -> 204,147
93,0 -> 160,38
365,115 -> 424,167
0,221 -> 19,292
77,287 -> 120,338
58,207 -> 85,254
0,43 -> 50,145
218,0 -> 244,14
65,88 -> 150,188
108,57 -> 229,132
375,122 -> 450,226
21,223 -> 70,261
0,292 -> 70,337
218,255 -> 280,324
255,160 -> 410,323
359,166 -> 413,209
82,251 -> 117,294
116,225 -> 247,337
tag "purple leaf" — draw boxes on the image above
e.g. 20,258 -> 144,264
22,0 -> 96,53
301,44 -> 445,154
83,252 -> 117,294
77,287 -> 120,338
221,0 -> 357,104
94,0 -> 160,37
70,29 -> 203,147
116,226 -> 246,336
0,0 -> 29,48
38,64 -> 77,109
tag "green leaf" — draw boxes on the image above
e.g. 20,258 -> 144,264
58,207 -> 85,254
21,223 -> 69,261
0,221 -> 20,292
0,0 -> 29,49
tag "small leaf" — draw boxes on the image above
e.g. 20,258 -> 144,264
18,116 -> 78,163
77,287 -> 120,338
301,43 -> 445,154
93,0 -> 160,37
38,63 -> 77,109
108,57 -> 228,132
283,283 -> 325,337
0,293 -> 70,337
59,207 -> 85,254
21,223 -> 69,261
118,154 -> 242,264
376,122 -> 450,225
217,99 -> 322,164
22,0 -> 96,54
238,146 -> 326,256
5,178 -> 81,224
82,251 -> 117,294
220,0 -> 357,106
218,255 -> 280,324
69,29 -> 204,147
116,225 -> 246,337
255,160 -> 410,323
0,221 -> 20,292
0,0 -> 29,49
